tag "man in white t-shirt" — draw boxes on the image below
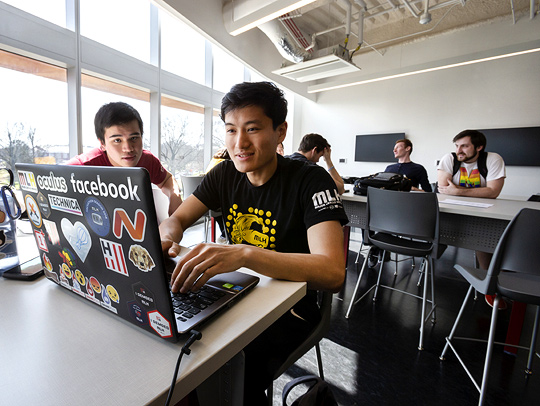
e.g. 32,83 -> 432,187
437,129 -> 507,308
437,129 -> 505,198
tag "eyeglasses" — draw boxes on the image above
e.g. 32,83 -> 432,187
1,169 -> 21,221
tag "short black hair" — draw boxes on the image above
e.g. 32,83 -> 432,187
298,133 -> 330,153
220,82 -> 287,130
94,102 -> 143,143
453,129 -> 486,150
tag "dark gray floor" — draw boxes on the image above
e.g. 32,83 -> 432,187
272,233 -> 540,406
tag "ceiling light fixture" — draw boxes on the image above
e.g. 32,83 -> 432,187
224,0 -> 317,36
308,46 -> 540,93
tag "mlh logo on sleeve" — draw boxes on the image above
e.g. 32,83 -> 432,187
113,209 -> 147,242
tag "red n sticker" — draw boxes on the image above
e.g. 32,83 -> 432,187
113,209 -> 146,242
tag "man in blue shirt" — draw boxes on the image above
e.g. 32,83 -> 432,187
385,139 -> 432,192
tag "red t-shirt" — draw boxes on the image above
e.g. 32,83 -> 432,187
66,148 -> 168,185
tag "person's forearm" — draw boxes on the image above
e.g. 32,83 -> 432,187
159,215 -> 185,243
449,186 -> 500,199
241,245 -> 345,292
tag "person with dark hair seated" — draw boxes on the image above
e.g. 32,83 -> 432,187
159,81 -> 348,405
67,101 -> 182,215
438,129 -> 507,309
286,133 -> 345,195
384,139 -> 432,192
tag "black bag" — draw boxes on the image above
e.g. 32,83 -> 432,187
282,375 -> 338,406
353,172 -> 412,196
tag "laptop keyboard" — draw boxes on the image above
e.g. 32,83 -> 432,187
171,286 -> 226,323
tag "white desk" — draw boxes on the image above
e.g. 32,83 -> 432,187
342,193 -> 540,252
0,232 -> 306,405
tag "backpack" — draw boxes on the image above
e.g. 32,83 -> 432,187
353,172 -> 412,196
282,375 -> 338,406
451,151 -> 488,178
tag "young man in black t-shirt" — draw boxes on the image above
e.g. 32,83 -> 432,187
159,81 -> 348,405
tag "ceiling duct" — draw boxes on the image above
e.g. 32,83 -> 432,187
272,53 -> 360,82
258,19 -> 311,63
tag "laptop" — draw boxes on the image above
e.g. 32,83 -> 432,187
15,163 -> 259,342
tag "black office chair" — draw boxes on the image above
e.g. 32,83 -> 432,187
266,291 -> 333,405
440,208 -> 540,406
345,187 -> 442,350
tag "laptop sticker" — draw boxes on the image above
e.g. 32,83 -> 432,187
128,244 -> 155,272
25,195 -> 42,228
61,218 -> 92,262
59,266 -> 71,289
132,282 -> 156,310
48,194 -> 83,216
44,266 -> 59,283
37,192 -> 51,218
148,310 -> 173,338
128,301 -> 148,325
85,278 -> 99,304
113,208 -> 146,242
106,284 -> 120,303
58,247 -> 77,268
42,253 -> 53,272
72,275 -> 84,297
18,170 -> 38,193
61,263 -> 72,279
34,229 -> 48,252
84,197 -> 110,237
89,276 -> 101,294
75,269 -> 86,286
100,238 -> 129,277
43,219 -> 61,245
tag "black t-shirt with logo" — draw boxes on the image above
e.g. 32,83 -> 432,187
194,155 -> 348,254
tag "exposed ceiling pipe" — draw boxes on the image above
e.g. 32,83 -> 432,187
401,0 -> 420,18
337,0 -> 353,49
353,0 -> 367,50
419,0 -> 432,24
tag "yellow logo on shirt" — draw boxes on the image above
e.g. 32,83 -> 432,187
226,205 -> 277,249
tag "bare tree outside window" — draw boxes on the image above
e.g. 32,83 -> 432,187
160,116 -> 204,178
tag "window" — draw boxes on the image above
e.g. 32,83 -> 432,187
161,10 -> 206,85
80,0 -> 151,63
212,110 -> 225,156
212,45 -> 245,93
0,50 -> 68,169
81,75 -> 151,152
2,0 -> 66,28
161,98 -> 205,177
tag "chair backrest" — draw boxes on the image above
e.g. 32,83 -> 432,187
490,208 -> 540,277
180,175 -> 204,200
366,187 -> 439,243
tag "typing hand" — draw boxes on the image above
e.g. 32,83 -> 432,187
170,243 -> 243,293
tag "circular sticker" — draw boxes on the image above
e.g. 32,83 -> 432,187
84,197 -> 110,237
61,263 -> 72,279
25,195 -> 42,228
89,276 -> 101,293
107,285 -> 120,303
75,269 -> 86,286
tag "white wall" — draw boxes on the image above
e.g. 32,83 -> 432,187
294,50 -> 540,198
